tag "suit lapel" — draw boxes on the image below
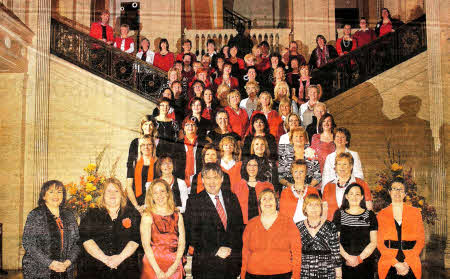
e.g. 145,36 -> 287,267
200,191 -> 224,230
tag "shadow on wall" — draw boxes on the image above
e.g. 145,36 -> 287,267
409,5 -> 425,22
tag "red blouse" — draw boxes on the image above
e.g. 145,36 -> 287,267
379,22 -> 393,37
310,134 -> 335,173
153,52 -> 175,72
225,106 -> 249,138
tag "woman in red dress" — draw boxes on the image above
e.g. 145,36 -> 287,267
153,39 -> 175,72
311,113 -> 336,173
141,179 -> 185,279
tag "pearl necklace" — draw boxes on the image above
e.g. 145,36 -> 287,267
342,38 -> 351,48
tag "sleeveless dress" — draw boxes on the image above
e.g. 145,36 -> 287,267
141,212 -> 184,279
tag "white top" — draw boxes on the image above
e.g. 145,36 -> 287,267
278,133 -> 290,145
221,159 -> 236,171
145,178 -> 190,213
292,186 -> 308,223
299,101 -> 313,122
136,50 -> 155,64
321,149 -> 364,192
207,190 -> 227,217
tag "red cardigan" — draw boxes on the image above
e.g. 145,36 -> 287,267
225,106 -> 249,138
377,204 -> 424,279
322,177 -> 372,221
232,180 -> 274,224
214,76 -> 239,90
153,52 -> 175,72
89,22 -> 114,43
113,37 -> 134,52
279,186 -> 319,221
241,214 -> 301,279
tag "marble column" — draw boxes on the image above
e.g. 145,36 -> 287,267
33,0 -> 51,206
425,0 -> 447,269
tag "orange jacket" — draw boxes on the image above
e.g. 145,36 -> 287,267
279,186 -> 319,221
377,204 -> 424,279
222,161 -> 243,190
322,177 -> 372,221
232,180 -> 274,224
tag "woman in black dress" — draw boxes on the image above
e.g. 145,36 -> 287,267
155,97 -> 180,155
242,112 -> 277,161
78,178 -> 140,279
206,109 -> 241,146
333,183 -> 378,279
249,135 -> 280,193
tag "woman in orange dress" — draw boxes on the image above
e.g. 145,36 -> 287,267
377,177 -> 424,279
141,179 -> 185,279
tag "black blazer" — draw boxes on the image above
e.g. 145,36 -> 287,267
185,190 -> 244,277
173,138 -> 206,180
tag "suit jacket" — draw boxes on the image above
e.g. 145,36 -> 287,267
185,190 -> 244,277
22,206 -> 80,279
377,204 -> 424,279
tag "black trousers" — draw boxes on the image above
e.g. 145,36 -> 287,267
245,272 -> 292,279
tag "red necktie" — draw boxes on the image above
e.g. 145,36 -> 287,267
215,196 -> 227,230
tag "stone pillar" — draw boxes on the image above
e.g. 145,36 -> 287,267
425,0 -> 448,269
33,0 -> 51,206
292,0 -> 336,60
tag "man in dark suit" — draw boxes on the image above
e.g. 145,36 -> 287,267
185,163 -> 244,279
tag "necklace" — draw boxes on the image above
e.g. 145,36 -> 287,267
307,218 -> 321,229
342,38 -> 351,48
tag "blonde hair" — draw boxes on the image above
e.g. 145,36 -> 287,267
144,179 -> 176,214
250,136 -> 270,158
289,127 -> 309,145
244,53 -> 256,64
283,113 -> 300,131
277,97 -> 292,116
314,102 -> 327,112
227,90 -> 241,107
97,178 -> 127,212
139,135 -> 156,159
302,194 -> 323,216
274,81 -> 290,101
168,67 -> 181,81
274,67 -> 285,81
219,136 -> 240,161
217,84 -> 231,101
139,115 -> 158,137
256,91 -> 273,111
245,80 -> 260,92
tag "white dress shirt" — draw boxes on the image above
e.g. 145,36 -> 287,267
321,149 -> 364,192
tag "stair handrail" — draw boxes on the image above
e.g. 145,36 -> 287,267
312,15 -> 427,101
50,17 -> 167,103
223,7 -> 252,29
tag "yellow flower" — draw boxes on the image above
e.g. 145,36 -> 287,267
375,185 -> 384,192
406,196 -> 411,201
84,194 -> 93,202
100,177 -> 105,184
84,163 -> 97,173
87,175 -> 95,182
418,200 -> 424,206
89,203 -> 96,208
391,163 -> 403,171
86,183 -> 96,192
68,186 -> 78,195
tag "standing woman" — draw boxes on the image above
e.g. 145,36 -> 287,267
141,179 -> 185,279
311,113 -> 336,173
201,89 -> 216,121
127,116 -> 158,191
250,136 -> 280,193
78,178 -> 140,279
280,160 -> 320,223
375,8 -> 403,37
206,109 -> 241,146
187,97 -> 213,138
233,155 -> 274,224
333,183 -> 378,279
336,24 -> 357,56
296,194 -> 342,279
155,97 -> 180,155
241,189 -> 301,279
273,81 -> 298,115
249,91 -> 284,141
377,177 -> 424,279
225,90 -> 249,139
308,35 -> 338,71
126,135 -> 157,214
155,156 -> 190,213
242,113 -> 278,162
153,38 -> 175,72
23,180 -> 80,279
218,136 -> 243,189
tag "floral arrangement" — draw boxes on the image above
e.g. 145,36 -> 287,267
372,143 -> 438,225
64,163 -> 106,218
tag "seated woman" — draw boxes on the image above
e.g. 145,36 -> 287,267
336,24 -> 357,56
242,113 -> 278,162
127,116 -> 158,186
241,189 -> 301,279
114,24 -> 134,54
249,136 -> 280,193
333,183 -> 378,279
219,136 -> 242,188
153,38 -> 175,72
186,97 -> 213,138
279,113 -> 301,145
272,81 -> 298,115
322,127 -> 363,187
280,160 -> 320,223
248,91 -> 284,141
308,35 -> 338,70
240,81 -> 260,119
278,127 -> 321,191
190,143 -> 232,195
305,102 -> 326,141
296,194 -> 342,279
22,180 -> 80,279
233,155 -> 274,224
136,38 -> 155,64
206,109 -> 241,146
78,178 -> 140,279
155,97 -> 180,155
377,177 -> 425,279
311,112 -> 336,173
155,156 -> 189,213
225,90 -> 249,139
141,179 -> 185,279
126,135 -> 157,214
322,152 -> 373,221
